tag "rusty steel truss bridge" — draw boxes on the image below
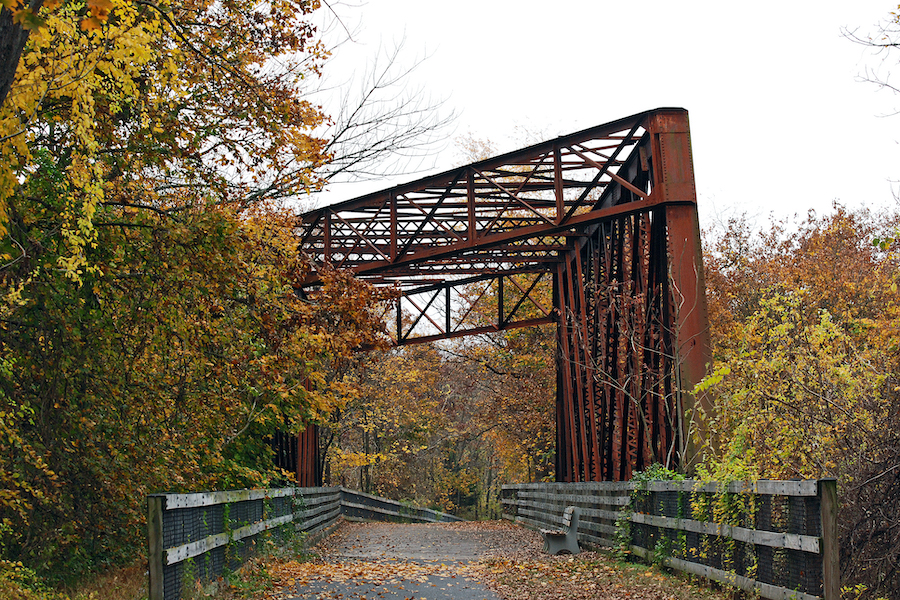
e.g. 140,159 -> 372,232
289,108 -> 712,485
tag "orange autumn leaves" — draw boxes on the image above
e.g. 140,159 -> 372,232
80,0 -> 111,31
0,0 -> 372,583
2,0 -> 122,32
698,205 -> 900,595
699,206 -> 900,481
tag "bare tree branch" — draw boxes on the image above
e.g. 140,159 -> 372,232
843,16 -> 900,116
312,36 -> 457,185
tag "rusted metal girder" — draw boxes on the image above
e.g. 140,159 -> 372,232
296,107 -> 711,481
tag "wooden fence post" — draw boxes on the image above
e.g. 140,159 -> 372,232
148,495 -> 164,600
818,478 -> 839,599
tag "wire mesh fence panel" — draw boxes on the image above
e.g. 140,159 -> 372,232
148,488 -> 340,600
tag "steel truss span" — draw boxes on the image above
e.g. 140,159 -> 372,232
297,108 -> 712,482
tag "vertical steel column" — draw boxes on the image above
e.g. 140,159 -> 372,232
563,254 -> 590,480
553,271 -> 571,483
574,249 -> 601,480
296,379 -> 322,486
555,262 -> 580,481
594,225 -> 613,480
645,109 -> 712,471
648,208 -> 675,468
296,424 -> 320,487
610,219 -> 626,480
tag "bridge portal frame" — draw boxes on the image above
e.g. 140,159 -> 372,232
296,108 -> 711,483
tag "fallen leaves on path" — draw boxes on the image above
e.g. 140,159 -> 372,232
268,557 -> 483,598
472,552 -> 720,600
264,521 -> 727,600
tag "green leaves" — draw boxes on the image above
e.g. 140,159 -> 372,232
873,231 -> 899,252
0,0 -> 399,583
702,206 -> 900,482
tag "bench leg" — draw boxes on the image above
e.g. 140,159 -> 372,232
543,532 -> 580,555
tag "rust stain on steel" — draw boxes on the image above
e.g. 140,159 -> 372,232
295,108 -> 712,482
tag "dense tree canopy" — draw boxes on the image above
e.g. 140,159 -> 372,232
700,206 -> 900,596
320,327 -> 555,519
0,0 -> 397,582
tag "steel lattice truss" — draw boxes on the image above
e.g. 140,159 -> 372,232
297,108 -> 712,482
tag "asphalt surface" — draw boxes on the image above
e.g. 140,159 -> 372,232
285,522 -> 505,600
327,522 -> 510,560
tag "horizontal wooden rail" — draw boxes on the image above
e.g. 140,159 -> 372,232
159,487 -> 298,509
632,547 -> 821,600
165,514 -> 294,564
628,512 -> 820,553
640,479 -> 820,496
339,487 -> 463,523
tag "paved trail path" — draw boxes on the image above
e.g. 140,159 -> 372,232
268,520 -> 724,600
278,521 -> 521,600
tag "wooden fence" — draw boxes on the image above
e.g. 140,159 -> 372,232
147,486 -> 461,600
501,479 -> 838,600
340,487 -> 464,524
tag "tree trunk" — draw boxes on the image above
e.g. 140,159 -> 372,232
0,1 -> 45,108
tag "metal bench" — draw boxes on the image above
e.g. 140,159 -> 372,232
540,505 -> 581,555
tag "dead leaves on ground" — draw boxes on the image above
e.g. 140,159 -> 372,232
268,558 -> 481,599
262,522 -> 727,600
479,553 -> 685,600
480,552 -> 724,600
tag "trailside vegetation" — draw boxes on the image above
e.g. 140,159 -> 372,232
319,322 -> 556,520
0,0 -> 394,587
319,272 -> 556,519
699,205 -> 900,597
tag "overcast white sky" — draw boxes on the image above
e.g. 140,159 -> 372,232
311,1 -> 900,228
